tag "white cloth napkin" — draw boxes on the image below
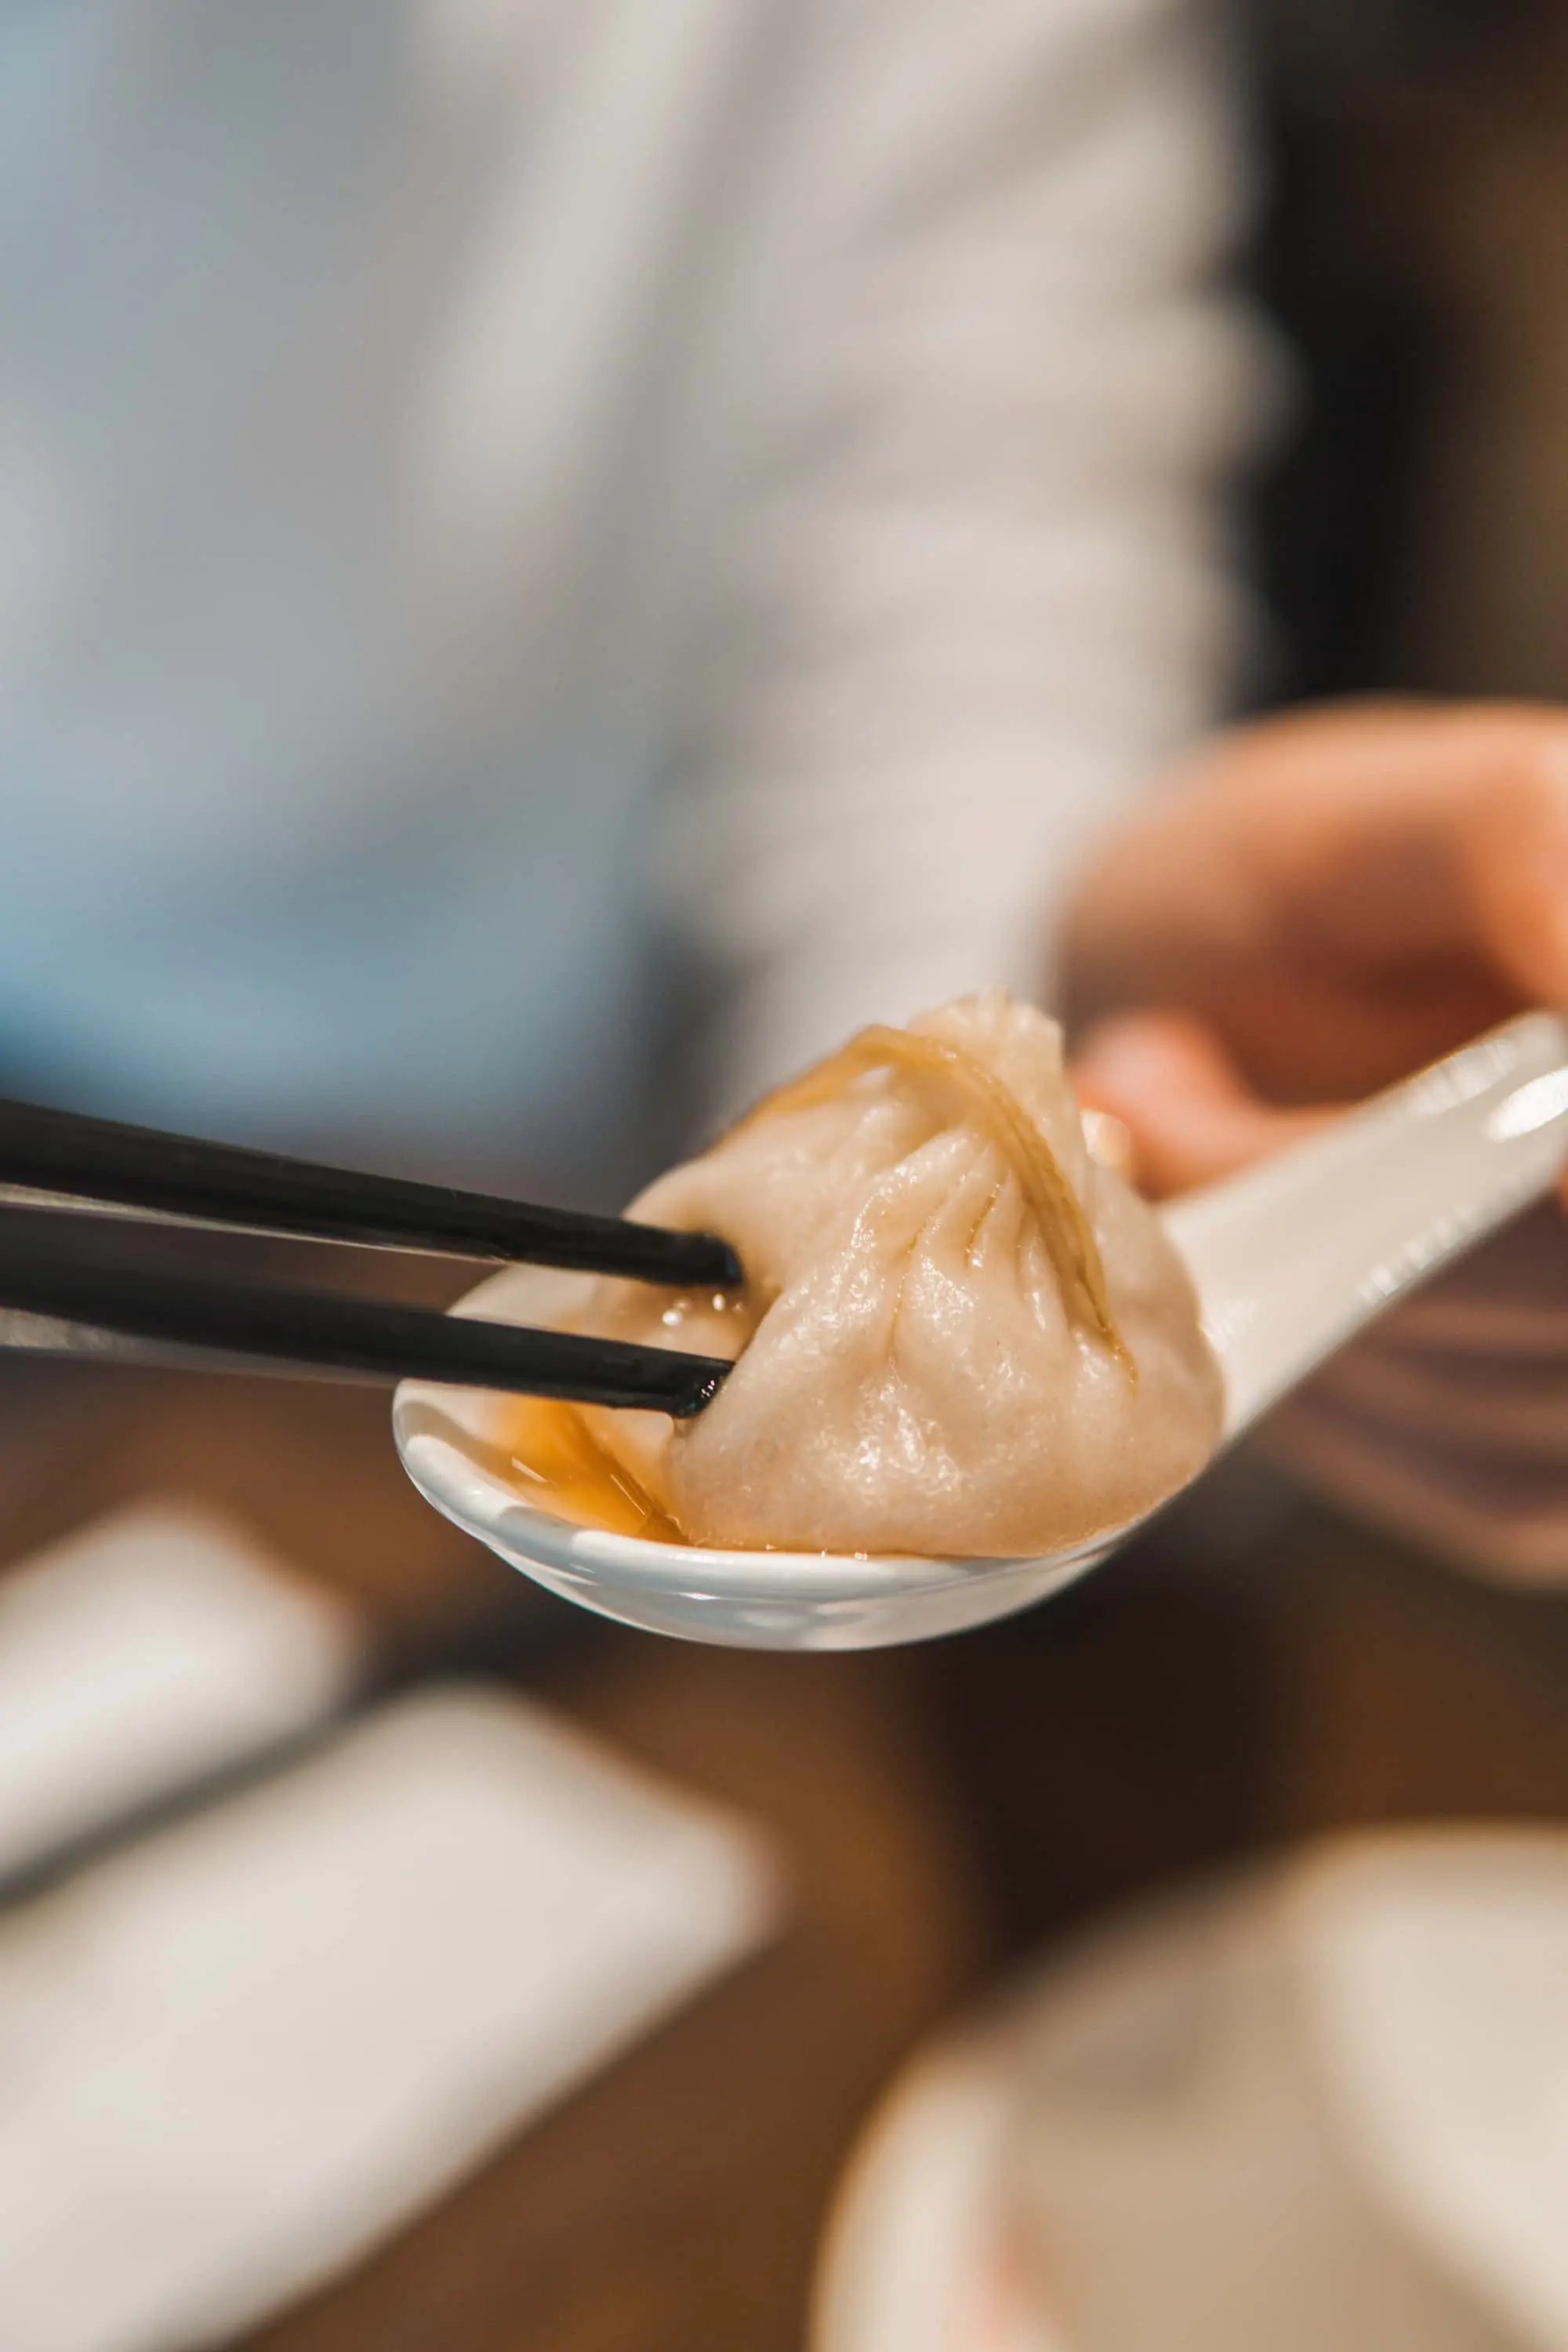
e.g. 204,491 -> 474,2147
0,1503 -> 361,1879
0,1511 -> 780,2352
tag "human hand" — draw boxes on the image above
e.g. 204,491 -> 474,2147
1064,701 -> 1568,1196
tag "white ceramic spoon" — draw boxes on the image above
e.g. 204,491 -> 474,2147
394,1013 -> 1568,1651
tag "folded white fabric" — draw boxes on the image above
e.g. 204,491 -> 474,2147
0,1684 -> 779,2352
0,1503 -> 361,1879
0,1510 -> 781,2352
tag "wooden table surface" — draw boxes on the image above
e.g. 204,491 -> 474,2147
5,1341 -> 1568,2352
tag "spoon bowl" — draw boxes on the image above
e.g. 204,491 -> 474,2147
394,1014 -> 1568,1650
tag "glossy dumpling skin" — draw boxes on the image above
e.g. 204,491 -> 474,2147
572,994 -> 1225,1558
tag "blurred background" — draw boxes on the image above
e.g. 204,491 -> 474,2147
2,3 -> 1568,2348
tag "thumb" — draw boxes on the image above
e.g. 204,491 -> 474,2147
1072,1011 -> 1344,1200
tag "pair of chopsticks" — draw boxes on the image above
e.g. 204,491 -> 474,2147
0,1098 -> 742,1414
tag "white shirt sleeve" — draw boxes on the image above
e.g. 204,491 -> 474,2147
666,0 -> 1281,1112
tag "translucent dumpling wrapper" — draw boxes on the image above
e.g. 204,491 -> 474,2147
557,994 -> 1224,1557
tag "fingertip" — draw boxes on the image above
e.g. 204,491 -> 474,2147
1478,884 -> 1568,1015
1464,720 -> 1568,1006
1073,1009 -> 1243,1109
1072,1011 -> 1340,1199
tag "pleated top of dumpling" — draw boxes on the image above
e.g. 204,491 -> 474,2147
568,993 -> 1225,1557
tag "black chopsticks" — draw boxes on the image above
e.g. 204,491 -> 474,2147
0,1095 -> 741,1288
0,1206 -> 729,1414
0,1102 -> 744,1414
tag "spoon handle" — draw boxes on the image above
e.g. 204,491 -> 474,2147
1162,1013 -> 1568,1442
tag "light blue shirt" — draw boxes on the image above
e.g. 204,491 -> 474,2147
0,0 -> 1258,1181
0,0 -> 740,1186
